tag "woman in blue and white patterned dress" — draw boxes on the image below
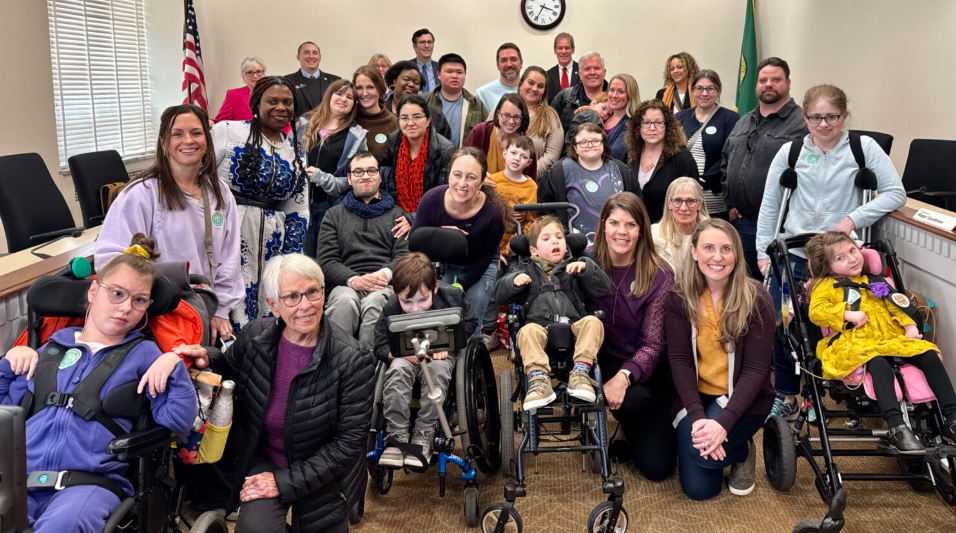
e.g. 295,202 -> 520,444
212,76 -> 309,329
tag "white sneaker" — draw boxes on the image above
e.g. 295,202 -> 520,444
379,433 -> 408,468
404,431 -> 433,468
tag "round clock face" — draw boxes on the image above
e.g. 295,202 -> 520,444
521,0 -> 565,30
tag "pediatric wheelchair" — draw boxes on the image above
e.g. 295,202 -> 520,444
761,234 -> 956,533
483,202 -> 627,533
0,258 -> 227,533
358,227 -> 501,527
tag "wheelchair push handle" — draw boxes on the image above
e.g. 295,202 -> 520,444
513,203 -> 581,233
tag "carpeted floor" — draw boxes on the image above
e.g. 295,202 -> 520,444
199,349 -> 956,533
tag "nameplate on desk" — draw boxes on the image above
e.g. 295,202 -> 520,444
913,207 -> 956,231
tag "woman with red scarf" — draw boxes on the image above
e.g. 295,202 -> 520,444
379,94 -> 455,213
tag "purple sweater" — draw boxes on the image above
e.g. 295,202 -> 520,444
263,336 -> 314,468
593,265 -> 674,382
410,185 -> 505,290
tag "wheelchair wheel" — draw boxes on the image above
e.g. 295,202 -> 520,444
898,458 -> 934,493
500,370 -> 516,479
464,485 -> 479,527
480,504 -> 523,533
930,455 -> 956,505
189,510 -> 229,533
587,501 -> 628,533
791,518 -> 822,533
457,340 -> 501,480
349,497 -> 365,525
763,415 -> 797,491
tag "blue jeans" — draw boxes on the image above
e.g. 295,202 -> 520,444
442,260 -> 497,338
769,255 -> 808,396
731,216 -> 760,280
676,398 -> 764,501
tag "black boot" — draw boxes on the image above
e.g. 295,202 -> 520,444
889,424 -> 925,454
940,413 -> 956,443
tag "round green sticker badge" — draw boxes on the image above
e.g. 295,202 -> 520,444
375,133 -> 388,144
705,126 -> 717,135
585,181 -> 599,193
806,154 -> 821,165
59,348 -> 83,369
211,212 -> 224,228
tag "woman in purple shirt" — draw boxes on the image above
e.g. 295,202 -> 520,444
591,192 -> 678,481
410,147 -> 511,337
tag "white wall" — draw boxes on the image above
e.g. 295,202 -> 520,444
2,0 -> 954,254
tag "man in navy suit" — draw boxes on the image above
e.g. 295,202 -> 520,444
411,29 -> 439,93
546,33 -> 579,108
284,41 -> 341,119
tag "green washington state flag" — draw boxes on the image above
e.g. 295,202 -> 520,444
735,0 -> 758,115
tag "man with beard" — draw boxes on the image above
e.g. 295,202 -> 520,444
475,43 -> 524,112
423,53 -> 488,147
551,51 -> 609,133
318,151 -> 410,352
719,57 -> 807,279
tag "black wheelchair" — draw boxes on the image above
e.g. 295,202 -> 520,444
0,258 -> 226,533
358,227 -> 501,528
482,202 -> 627,533
762,235 -> 956,533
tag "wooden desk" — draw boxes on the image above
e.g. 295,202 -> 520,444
0,228 -> 99,351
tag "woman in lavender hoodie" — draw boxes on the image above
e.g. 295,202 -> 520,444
96,104 -> 241,343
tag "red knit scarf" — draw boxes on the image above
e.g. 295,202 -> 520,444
395,128 -> 430,212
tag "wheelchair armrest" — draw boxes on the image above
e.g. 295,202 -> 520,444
106,426 -> 175,460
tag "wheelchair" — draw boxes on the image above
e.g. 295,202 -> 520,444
761,234 -> 956,533
482,202 -> 627,533
357,227 -> 501,528
0,257 -> 227,533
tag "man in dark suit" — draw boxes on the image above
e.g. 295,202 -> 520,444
411,29 -> 439,93
546,32 -> 579,107
285,41 -> 341,119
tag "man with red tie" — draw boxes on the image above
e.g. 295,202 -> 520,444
546,33 -> 579,108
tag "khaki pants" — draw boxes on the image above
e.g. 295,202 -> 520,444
516,315 -> 604,374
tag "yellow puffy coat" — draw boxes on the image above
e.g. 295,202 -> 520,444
808,275 -> 938,379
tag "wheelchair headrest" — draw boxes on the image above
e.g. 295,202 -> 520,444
509,233 -> 588,259
409,227 -> 469,264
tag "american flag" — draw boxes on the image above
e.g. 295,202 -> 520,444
181,0 -> 207,111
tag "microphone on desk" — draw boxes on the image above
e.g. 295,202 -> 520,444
905,186 -> 927,196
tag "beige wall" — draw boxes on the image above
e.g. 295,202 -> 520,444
2,0 -> 954,254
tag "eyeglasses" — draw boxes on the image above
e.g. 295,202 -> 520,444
350,168 -> 380,177
97,281 -> 153,311
669,198 -> 700,208
641,121 -> 665,130
279,287 -> 324,307
399,114 -> 427,123
575,139 -> 602,148
693,86 -> 717,94
499,112 -> 523,124
243,69 -> 265,77
806,113 -> 842,125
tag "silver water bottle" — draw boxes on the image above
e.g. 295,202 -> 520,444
208,380 -> 235,428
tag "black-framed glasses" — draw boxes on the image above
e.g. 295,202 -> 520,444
669,197 -> 700,208
806,113 -> 842,125
641,120 -> 665,130
279,287 -> 324,307
97,281 -> 153,311
349,168 -> 380,177
499,112 -> 522,124
693,86 -> 717,94
575,139 -> 602,148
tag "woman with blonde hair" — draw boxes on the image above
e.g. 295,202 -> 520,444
605,73 -> 640,161
666,218 -> 775,500
517,66 -> 564,175
655,52 -> 699,113
652,177 -> 709,270
300,79 -> 368,255
368,53 -> 392,78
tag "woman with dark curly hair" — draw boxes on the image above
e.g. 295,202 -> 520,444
624,99 -> 699,223
212,76 -> 309,329
655,52 -> 700,114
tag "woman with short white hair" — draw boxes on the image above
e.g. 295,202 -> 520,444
652,177 -> 709,272
213,56 -> 268,124
213,253 -> 374,533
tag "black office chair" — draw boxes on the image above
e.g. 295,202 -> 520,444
0,153 -> 83,254
849,129 -> 893,155
68,150 -> 130,228
901,139 -> 956,210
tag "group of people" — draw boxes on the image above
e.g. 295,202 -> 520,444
3,27 -> 956,533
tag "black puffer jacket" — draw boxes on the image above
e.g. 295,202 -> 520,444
215,317 -> 374,533
379,127 -> 455,208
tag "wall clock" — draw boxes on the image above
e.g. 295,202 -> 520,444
521,0 -> 566,30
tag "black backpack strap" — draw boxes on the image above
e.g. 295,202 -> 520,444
787,138 -> 803,171
849,132 -> 878,191
848,131 -> 866,169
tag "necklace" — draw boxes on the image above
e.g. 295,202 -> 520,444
611,262 -> 634,325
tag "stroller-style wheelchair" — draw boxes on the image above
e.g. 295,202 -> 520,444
0,257 -> 227,533
762,234 -> 956,533
359,227 -> 501,528
483,202 -> 627,533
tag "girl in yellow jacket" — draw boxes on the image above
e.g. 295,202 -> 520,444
806,231 -> 956,453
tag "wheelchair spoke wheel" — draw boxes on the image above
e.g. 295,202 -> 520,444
480,504 -> 523,533
587,501 -> 628,533
791,518 -> 823,533
763,415 -> 797,491
500,370 -> 516,479
458,340 -> 501,480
